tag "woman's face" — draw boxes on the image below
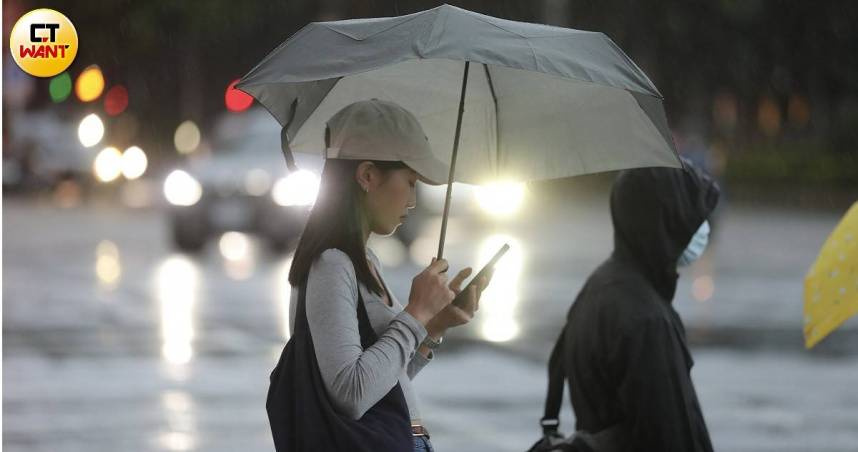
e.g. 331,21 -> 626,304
359,164 -> 418,236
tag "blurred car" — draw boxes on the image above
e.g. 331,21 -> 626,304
161,108 -> 527,252
395,180 -> 528,247
4,111 -> 101,191
162,109 -> 322,252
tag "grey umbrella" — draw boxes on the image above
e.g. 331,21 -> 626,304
237,4 -> 681,258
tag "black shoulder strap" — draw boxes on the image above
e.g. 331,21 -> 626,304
295,282 -> 309,333
541,328 -> 566,435
355,288 -> 378,349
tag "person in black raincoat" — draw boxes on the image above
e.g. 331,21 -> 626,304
556,161 -> 719,452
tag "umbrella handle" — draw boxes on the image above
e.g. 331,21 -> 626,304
436,61 -> 470,261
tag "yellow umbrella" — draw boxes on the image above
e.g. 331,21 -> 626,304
804,201 -> 858,349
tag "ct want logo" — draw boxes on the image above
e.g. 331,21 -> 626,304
9,9 -> 78,78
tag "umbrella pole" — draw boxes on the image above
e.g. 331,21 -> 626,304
436,61 -> 470,261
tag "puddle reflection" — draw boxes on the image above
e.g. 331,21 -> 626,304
156,255 -> 200,366
158,389 -> 197,451
476,234 -> 524,342
218,231 -> 255,280
95,240 -> 121,290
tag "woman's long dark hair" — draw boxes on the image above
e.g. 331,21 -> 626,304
288,158 -> 408,295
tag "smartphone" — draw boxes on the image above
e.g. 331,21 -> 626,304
452,243 -> 509,308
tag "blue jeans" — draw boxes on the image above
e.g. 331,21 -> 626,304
413,435 -> 434,452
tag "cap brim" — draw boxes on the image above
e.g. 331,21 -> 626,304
405,155 -> 450,186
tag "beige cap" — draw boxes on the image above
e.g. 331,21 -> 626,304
325,99 -> 449,185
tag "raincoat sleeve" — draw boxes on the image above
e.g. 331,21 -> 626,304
613,315 -> 713,452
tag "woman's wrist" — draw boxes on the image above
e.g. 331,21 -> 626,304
425,322 -> 446,340
404,304 -> 433,326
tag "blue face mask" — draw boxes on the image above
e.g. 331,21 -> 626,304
677,220 -> 710,267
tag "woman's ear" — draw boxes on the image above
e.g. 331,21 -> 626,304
355,161 -> 375,192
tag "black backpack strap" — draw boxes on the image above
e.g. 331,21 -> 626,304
535,328 -> 629,452
541,328 -> 566,435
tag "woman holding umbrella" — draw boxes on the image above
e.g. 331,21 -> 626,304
269,99 -> 490,452
242,8 -> 686,451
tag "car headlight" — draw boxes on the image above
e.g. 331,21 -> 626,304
164,170 -> 203,206
272,170 -> 320,207
474,181 -> 525,218
93,147 -> 123,183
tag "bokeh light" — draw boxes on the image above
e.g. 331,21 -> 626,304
692,275 -> 715,302
174,120 -> 201,154
104,85 -> 129,116
121,146 -> 148,180
93,146 -> 123,183
218,232 -> 251,262
163,170 -> 203,206
75,65 -> 105,102
225,79 -> 253,112
757,97 -> 782,137
78,113 -> 104,148
219,232 -> 255,280
475,181 -> 525,218
49,72 -> 72,102
95,240 -> 122,290
272,170 -> 320,207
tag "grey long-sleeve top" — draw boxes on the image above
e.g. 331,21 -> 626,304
289,248 -> 432,422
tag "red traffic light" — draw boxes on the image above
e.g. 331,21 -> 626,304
225,79 -> 253,112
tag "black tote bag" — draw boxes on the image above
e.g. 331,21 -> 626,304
267,281 -> 413,451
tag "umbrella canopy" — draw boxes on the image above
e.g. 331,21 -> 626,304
236,4 -> 680,185
804,201 -> 858,349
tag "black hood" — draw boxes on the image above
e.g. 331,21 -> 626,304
609,160 -> 720,301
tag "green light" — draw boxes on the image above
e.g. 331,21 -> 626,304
49,72 -> 72,103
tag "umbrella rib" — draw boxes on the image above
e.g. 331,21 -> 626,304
483,63 -> 500,178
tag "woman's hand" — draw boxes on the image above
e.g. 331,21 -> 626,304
425,266 -> 492,339
405,259 -> 456,326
